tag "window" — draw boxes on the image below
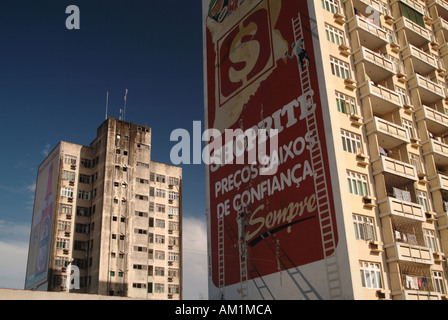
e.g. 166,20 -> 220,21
59,204 -> 72,215
137,178 -> 149,184
156,189 -> 165,198
359,262 -> 382,289
78,190 -> 91,200
155,235 -> 165,244
80,158 -> 91,168
168,268 -> 179,278
150,187 -> 155,197
169,237 -> 179,246
396,87 -> 408,106
353,214 -> 376,241
58,221 -> 71,231
416,190 -> 430,212
134,228 -> 148,235
169,252 -> 179,262
135,211 -> 148,217
62,170 -> 76,181
76,206 -> 91,217
154,267 -> 165,276
325,23 -> 345,45
168,285 -> 180,294
136,194 -> 149,201
150,172 -> 155,182
168,177 -> 180,186
55,256 -> 70,267
149,202 -> 155,212
75,223 -> 89,234
423,229 -> 438,252
330,56 -> 350,79
156,174 -> 166,183
134,246 -> 147,252
61,187 -> 74,198
335,91 -> 357,115
79,174 -> 92,184
137,143 -> 150,150
341,130 -> 362,154
132,283 -> 146,289
322,0 -> 339,13
64,155 -> 77,165
155,250 -> 165,260
156,204 -> 166,213
154,283 -> 165,293
168,206 -> 179,216
136,162 -> 149,169
347,171 -> 369,196
168,191 -> 179,201
433,271 -> 446,295
169,221 -> 179,231
402,119 -> 416,140
56,238 -> 70,249
155,219 -> 165,228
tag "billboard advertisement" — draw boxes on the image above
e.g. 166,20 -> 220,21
203,0 -> 347,299
25,146 -> 60,290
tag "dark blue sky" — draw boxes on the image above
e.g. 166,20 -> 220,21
0,1 -> 205,229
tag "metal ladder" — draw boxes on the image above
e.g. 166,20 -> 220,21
217,214 -> 225,299
292,13 -> 342,299
224,216 -> 275,300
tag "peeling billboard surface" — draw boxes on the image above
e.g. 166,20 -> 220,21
25,146 -> 60,290
204,0 -> 342,299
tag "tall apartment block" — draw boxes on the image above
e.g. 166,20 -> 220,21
25,118 -> 182,300
319,0 -> 448,299
203,0 -> 448,300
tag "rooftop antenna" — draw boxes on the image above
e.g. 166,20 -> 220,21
105,91 -> 109,120
123,89 -> 128,121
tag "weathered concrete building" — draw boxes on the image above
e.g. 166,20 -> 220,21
25,118 -> 182,300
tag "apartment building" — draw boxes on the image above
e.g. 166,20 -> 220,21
25,118 -> 182,300
320,0 -> 448,299
203,0 -> 448,300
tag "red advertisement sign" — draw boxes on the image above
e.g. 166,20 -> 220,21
205,0 -> 339,290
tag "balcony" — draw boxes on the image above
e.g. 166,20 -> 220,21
416,105 -> 448,135
409,74 -> 446,104
422,139 -> 448,166
386,242 -> 434,265
360,81 -> 402,115
397,0 -> 427,16
354,47 -> 396,82
396,16 -> 432,47
431,0 -> 448,21
429,173 -> 448,192
373,156 -> 418,182
379,197 -> 426,221
366,117 -> 409,149
402,44 -> 438,75
349,15 -> 391,49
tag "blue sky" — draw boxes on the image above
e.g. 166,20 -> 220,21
0,0 -> 207,299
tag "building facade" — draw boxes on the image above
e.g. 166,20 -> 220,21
203,0 -> 448,300
25,118 -> 182,300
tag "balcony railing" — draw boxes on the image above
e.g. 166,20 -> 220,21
396,16 -> 432,46
386,242 -> 434,265
357,47 -> 396,80
416,105 -> 448,134
351,14 -> 390,45
406,44 -> 438,73
360,81 -> 402,115
373,156 -> 418,181
429,173 -> 448,192
410,74 -> 446,104
379,197 -> 426,221
423,138 -> 448,166
399,0 -> 427,15
366,117 -> 409,149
